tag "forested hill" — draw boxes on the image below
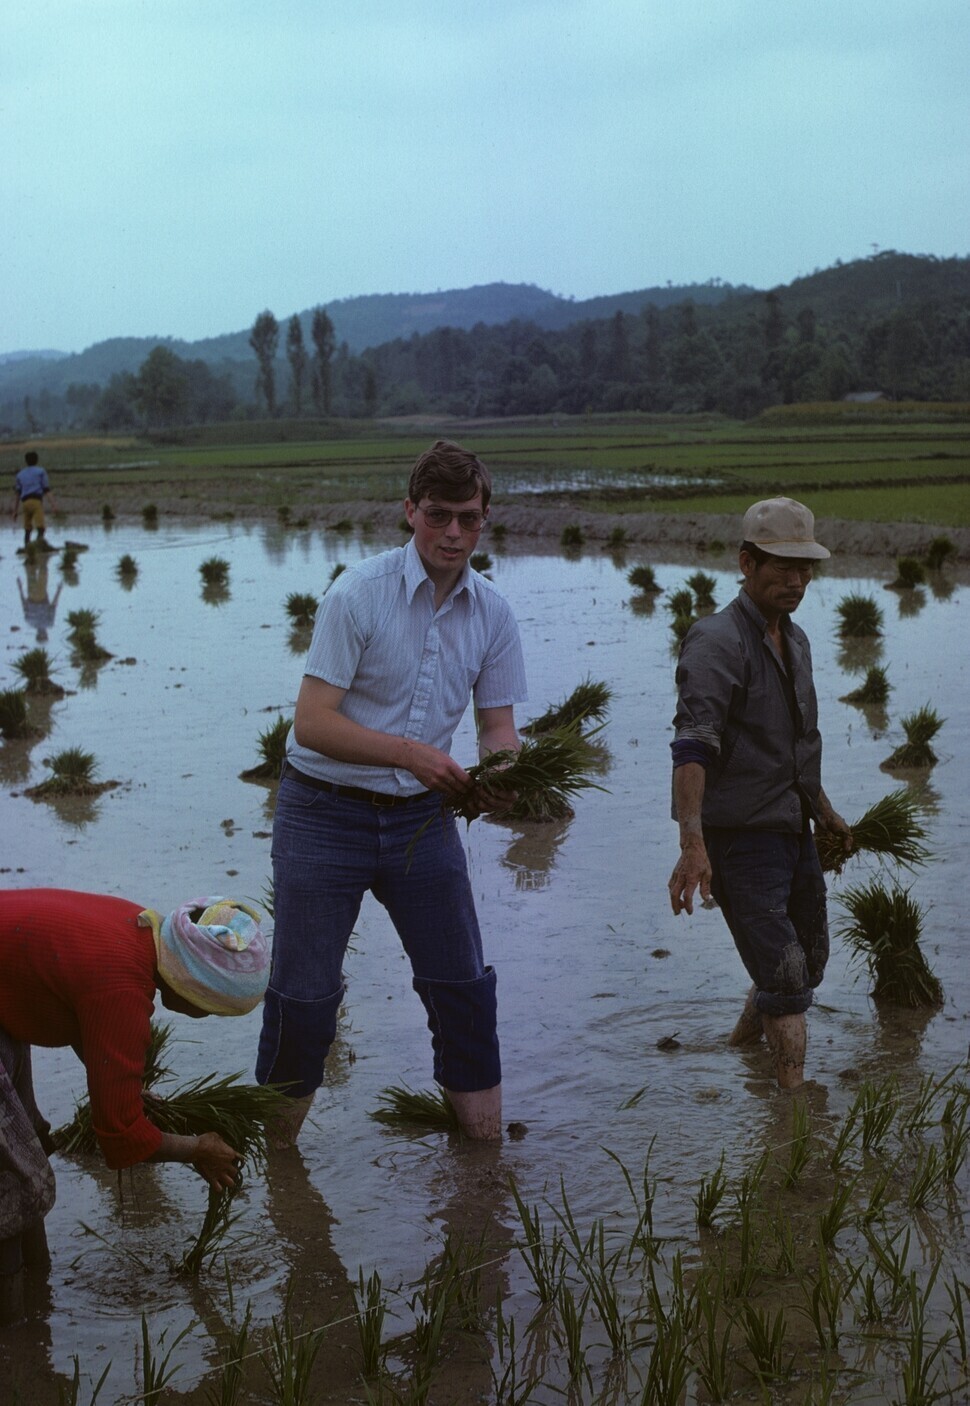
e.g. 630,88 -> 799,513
4,252 -> 969,431
1,279 -> 747,401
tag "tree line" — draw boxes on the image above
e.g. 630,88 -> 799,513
16,258 -> 970,433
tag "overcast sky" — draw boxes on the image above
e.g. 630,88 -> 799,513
4,0 -> 968,353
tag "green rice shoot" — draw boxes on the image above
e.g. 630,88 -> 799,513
33,746 -> 99,795
890,556 -> 925,589
240,714 -> 292,779
0,688 -> 31,740
284,592 -> 319,627
836,593 -> 884,639
627,564 -> 660,593
12,647 -> 56,693
457,724 -> 608,824
199,556 -> 230,585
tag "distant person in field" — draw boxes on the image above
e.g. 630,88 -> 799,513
256,439 -> 527,1145
667,497 -> 852,1090
11,451 -> 58,552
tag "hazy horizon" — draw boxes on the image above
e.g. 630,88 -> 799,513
5,1 -> 967,355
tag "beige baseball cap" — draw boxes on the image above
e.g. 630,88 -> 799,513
741,497 -> 830,560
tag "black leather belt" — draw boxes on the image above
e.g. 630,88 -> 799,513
282,761 -> 432,807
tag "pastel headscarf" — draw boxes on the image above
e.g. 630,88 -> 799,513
138,897 -> 269,1016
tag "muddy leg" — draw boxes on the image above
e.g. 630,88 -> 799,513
444,1084 -> 502,1141
268,1092 -> 315,1150
762,1013 -> 806,1090
727,985 -> 763,1046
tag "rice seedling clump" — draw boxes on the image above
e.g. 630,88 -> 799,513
838,880 -> 943,1007
890,556 -> 926,589
29,746 -> 100,796
240,714 -> 292,780
0,687 -> 32,740
882,705 -> 944,770
627,564 -> 660,593
199,556 -> 230,585
836,593 -> 884,638
924,535 -> 954,570
560,524 -> 584,548
840,665 -> 891,706
284,591 -> 319,627
12,647 -> 61,695
523,678 -> 612,736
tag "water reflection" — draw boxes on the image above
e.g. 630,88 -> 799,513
202,583 -> 231,607
496,817 -> 574,891
17,559 -> 63,643
836,637 -> 884,675
895,587 -> 927,618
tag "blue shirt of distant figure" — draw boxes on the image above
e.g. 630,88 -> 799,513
15,464 -> 51,500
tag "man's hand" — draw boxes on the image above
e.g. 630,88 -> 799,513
400,739 -> 474,799
816,793 -> 853,858
192,1132 -> 243,1192
668,836 -> 712,916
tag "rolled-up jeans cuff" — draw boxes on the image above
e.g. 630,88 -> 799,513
255,984 -> 344,1098
412,966 -> 500,1093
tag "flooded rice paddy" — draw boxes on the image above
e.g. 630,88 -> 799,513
1,517 -> 968,1403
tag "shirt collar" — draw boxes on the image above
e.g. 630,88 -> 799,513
403,537 -> 478,612
737,586 -> 791,635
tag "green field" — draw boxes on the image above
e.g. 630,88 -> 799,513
6,408 -> 969,526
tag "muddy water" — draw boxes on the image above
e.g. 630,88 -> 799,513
1,522 -> 968,1402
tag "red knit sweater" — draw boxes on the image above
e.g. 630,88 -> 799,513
0,888 -> 163,1168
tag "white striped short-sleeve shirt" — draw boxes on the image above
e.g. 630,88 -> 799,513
288,539 -> 528,795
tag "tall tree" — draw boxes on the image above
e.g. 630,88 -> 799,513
286,315 -> 308,415
133,346 -> 189,426
764,291 -> 785,349
250,309 -> 279,415
311,307 -> 336,416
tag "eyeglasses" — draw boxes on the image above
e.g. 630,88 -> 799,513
416,505 -> 487,531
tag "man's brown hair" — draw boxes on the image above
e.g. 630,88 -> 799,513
407,440 -> 491,509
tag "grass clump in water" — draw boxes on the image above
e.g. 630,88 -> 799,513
815,789 -> 929,875
606,526 -> 629,549
838,880 -> 943,1007
142,504 -> 158,526
882,705 -> 944,770
841,665 -> 891,706
471,551 -> 493,573
101,504 -> 115,522
686,571 -> 717,608
627,564 -> 661,593
924,535 -> 955,570
523,678 -> 612,736
199,556 -> 230,586
459,725 -> 606,824
836,593 -> 883,638
240,714 -> 292,781
560,524 -> 584,548
370,1085 -> 461,1132
284,592 -> 318,627
890,556 -> 926,589
29,746 -> 100,795
12,647 -> 61,696
0,688 -> 32,740
115,553 -> 138,582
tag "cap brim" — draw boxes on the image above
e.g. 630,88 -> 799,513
759,541 -> 831,560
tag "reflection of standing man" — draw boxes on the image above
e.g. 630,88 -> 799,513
667,498 -> 851,1090
257,440 -> 527,1143
11,452 -> 58,552
18,560 -> 62,642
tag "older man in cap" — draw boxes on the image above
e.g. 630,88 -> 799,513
667,498 -> 851,1089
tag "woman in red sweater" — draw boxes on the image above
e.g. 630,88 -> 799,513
0,887 -> 270,1315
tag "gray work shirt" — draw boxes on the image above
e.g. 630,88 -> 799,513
671,588 -> 822,831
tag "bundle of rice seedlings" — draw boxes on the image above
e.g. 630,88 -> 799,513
890,557 -> 925,589
370,1085 -> 460,1132
815,790 -> 929,875
199,556 -> 230,585
924,535 -> 955,570
627,564 -> 661,593
12,647 -> 60,695
667,587 -> 695,617
561,524 -> 584,548
0,688 -> 32,740
60,545 -> 80,572
671,612 -> 697,642
116,553 -> 139,582
686,571 -> 717,607
327,562 -> 347,587
606,526 -> 629,550
30,746 -> 100,795
101,504 -> 115,522
240,714 -> 292,780
71,628 -> 112,664
142,504 -> 158,526
470,552 -> 493,573
838,881 -> 943,1007
284,592 -> 319,627
522,678 -> 612,736
840,666 -> 891,706
882,705 -> 944,770
836,594 -> 883,639
490,522 -> 507,541
67,607 -> 100,637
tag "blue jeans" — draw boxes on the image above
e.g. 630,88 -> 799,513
704,827 -> 829,1018
256,778 -> 500,1098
